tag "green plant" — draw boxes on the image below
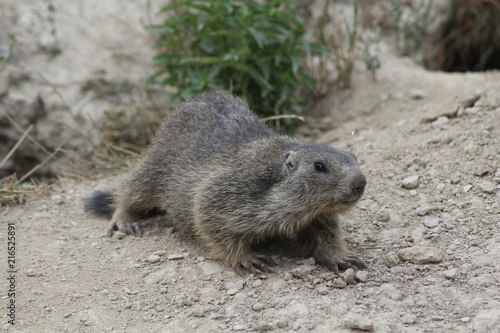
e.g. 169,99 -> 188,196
388,0 -> 432,56
150,0 -> 319,131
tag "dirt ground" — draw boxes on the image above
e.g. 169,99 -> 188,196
1,1 -> 500,332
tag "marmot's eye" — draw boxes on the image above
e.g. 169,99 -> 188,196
314,162 -> 327,172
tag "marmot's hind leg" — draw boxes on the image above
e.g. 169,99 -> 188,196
107,189 -> 161,237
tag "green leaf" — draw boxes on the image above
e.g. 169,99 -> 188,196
247,27 -> 263,49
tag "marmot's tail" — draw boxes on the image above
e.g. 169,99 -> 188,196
84,191 -> 115,219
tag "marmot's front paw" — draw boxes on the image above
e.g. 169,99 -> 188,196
107,220 -> 143,237
233,256 -> 275,277
318,255 -> 368,274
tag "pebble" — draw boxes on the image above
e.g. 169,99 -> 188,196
191,308 -> 208,317
402,176 -> 419,189
316,285 -> 329,295
51,194 -> 65,205
410,89 -> 427,99
227,288 -> 239,296
344,313 -> 374,331
432,116 -> 449,126
291,264 -> 315,279
416,205 -> 432,216
401,314 -> 417,324
197,261 -> 221,275
443,268 -> 458,280
252,302 -> 266,311
461,317 -> 471,323
341,268 -> 356,284
252,279 -> 263,288
254,322 -> 273,331
382,252 -> 400,268
25,269 -> 38,277
423,217 -> 440,228
377,209 -> 391,222
355,270 -> 369,283
398,246 -> 443,264
226,280 -> 245,291
147,254 -> 161,263
463,184 -> 473,193
167,253 -> 184,260
233,324 -> 246,331
479,181 -> 496,194
113,231 -> 127,239
330,278 -> 347,289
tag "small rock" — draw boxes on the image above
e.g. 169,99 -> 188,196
423,217 -> 440,228
443,268 -> 458,280
148,254 -> 161,263
233,324 -> 246,331
291,264 -> 315,279
63,312 -> 72,318
252,279 -> 263,288
344,313 -> 374,331
253,302 -> 266,311
191,308 -> 208,317
330,278 -> 347,289
275,319 -> 288,328
51,194 -> 65,205
341,268 -> 356,284
479,181 -> 496,194
355,270 -> 369,283
115,231 -> 127,239
197,261 -> 221,275
461,317 -> 471,323
226,280 -> 245,291
398,246 -> 443,264
402,175 -> 419,189
432,116 -> 449,126
377,209 -> 391,222
463,184 -> 473,193
254,322 -> 273,331
416,205 -> 432,216
316,285 -> 329,295
390,266 -> 404,274
432,316 -> 444,321
410,89 -> 427,99
382,252 -> 400,268
167,253 -> 184,260
227,288 -> 239,296
401,314 -> 417,324
25,269 -> 38,277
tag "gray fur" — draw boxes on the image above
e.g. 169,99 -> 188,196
87,91 -> 367,275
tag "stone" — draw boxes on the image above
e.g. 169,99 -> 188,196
355,270 -> 369,283
402,176 -> 419,189
330,278 -> 347,289
344,313 -> 374,331
147,254 -> 161,263
382,252 -> 400,268
443,268 -> 458,280
479,181 -> 496,194
342,268 -> 356,284
398,246 -> 443,264
197,261 -> 221,275
423,217 -> 440,228
167,253 -> 184,260
291,264 -> 315,279
252,302 -> 266,311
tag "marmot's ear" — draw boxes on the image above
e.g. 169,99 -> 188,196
285,151 -> 298,169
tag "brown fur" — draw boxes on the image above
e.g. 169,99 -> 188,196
85,91 -> 367,275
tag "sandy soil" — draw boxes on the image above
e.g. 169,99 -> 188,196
1,1 -> 500,332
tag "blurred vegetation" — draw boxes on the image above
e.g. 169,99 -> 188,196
150,0 -> 321,132
438,0 -> 500,72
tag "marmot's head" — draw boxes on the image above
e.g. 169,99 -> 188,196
284,144 -> 366,213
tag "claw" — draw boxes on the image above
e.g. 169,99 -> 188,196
234,256 -> 275,277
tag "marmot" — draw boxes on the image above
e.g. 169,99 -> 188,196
85,91 -> 367,275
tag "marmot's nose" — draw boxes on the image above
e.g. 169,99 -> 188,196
351,173 -> 366,196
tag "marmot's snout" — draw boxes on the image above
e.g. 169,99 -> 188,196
351,173 -> 367,198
